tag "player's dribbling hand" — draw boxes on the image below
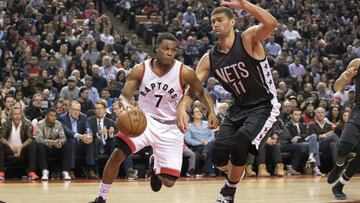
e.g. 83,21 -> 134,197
207,112 -> 218,130
221,0 -> 249,9
176,110 -> 189,133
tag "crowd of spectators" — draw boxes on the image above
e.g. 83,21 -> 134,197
0,0 -> 359,180
113,0 -> 360,176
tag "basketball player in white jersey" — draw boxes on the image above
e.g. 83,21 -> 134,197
90,33 -> 217,203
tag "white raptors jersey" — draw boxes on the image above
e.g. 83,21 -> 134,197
138,59 -> 184,121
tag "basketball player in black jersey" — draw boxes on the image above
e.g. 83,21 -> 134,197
327,58 -> 360,200
177,1 -> 280,202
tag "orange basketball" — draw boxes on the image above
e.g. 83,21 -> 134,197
117,108 -> 147,137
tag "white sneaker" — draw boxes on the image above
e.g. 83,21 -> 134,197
62,171 -> 71,181
41,169 -> 49,181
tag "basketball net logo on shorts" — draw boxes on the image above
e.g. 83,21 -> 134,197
215,61 -> 250,95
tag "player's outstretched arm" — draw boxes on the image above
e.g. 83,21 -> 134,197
119,64 -> 143,109
334,58 -> 360,92
223,0 -> 277,43
177,53 -> 217,132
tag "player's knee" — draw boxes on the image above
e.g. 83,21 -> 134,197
212,148 -> 229,168
230,136 -> 250,166
110,148 -> 126,163
337,141 -> 355,158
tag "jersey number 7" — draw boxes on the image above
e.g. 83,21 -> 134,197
154,94 -> 163,108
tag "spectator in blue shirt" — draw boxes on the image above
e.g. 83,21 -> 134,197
184,107 -> 216,177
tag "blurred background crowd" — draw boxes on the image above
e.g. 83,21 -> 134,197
0,0 -> 359,180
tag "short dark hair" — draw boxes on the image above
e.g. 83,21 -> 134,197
211,6 -> 234,19
156,32 -> 177,45
79,87 -> 88,97
290,108 -> 302,114
4,94 -> 14,102
46,107 -> 57,115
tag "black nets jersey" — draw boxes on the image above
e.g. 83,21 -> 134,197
209,31 -> 279,108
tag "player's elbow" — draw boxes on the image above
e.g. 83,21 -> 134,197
267,19 -> 278,31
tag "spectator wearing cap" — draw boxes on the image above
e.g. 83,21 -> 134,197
83,76 -> 100,104
302,99 -> 315,125
78,87 -> 95,116
60,76 -> 80,101
288,95 -> 298,109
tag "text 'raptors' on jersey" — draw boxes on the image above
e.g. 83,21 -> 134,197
138,59 -> 184,121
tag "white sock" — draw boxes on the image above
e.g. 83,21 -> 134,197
336,162 -> 345,167
226,179 -> 238,188
225,171 -> 243,188
339,176 -> 348,185
309,153 -> 314,159
98,181 -> 112,200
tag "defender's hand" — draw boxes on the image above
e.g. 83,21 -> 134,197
207,112 -> 218,129
221,0 -> 249,9
176,110 -> 189,133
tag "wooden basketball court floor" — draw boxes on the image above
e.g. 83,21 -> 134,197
1,176 -> 360,203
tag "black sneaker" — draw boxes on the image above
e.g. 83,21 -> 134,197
327,152 -> 356,184
186,169 -> 195,177
332,182 -> 347,200
216,184 -> 236,203
149,155 -> 162,192
89,197 -> 106,203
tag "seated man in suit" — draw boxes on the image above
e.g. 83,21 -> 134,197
88,99 -> 115,158
58,100 -> 97,179
0,104 -> 38,180
35,107 -> 70,181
